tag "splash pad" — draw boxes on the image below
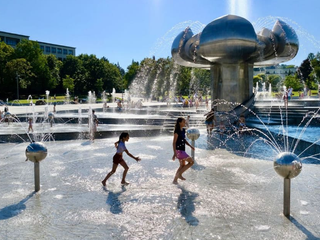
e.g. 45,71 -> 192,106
0,100 -> 320,239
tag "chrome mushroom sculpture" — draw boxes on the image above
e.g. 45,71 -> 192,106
172,14 -> 299,110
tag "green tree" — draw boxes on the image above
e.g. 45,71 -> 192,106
284,74 -> 303,91
297,58 -> 314,89
104,61 -> 123,93
0,42 -> 14,97
95,78 -> 104,93
46,54 -> 62,92
14,39 -> 53,94
267,75 -> 281,91
124,60 -> 140,88
62,75 -> 75,93
253,75 -> 262,89
60,55 -> 87,96
4,58 -> 34,98
176,66 -> 191,96
192,68 -> 211,95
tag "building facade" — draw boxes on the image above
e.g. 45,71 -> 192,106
0,30 -> 76,60
253,65 -> 297,79
0,31 -> 29,47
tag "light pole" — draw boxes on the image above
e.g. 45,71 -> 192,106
16,73 -> 19,100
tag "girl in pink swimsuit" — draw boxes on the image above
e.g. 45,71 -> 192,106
172,117 -> 195,184
102,132 -> 141,186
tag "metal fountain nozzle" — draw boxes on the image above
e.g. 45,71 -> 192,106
25,142 -> 48,162
25,142 -> 48,192
274,152 -> 302,179
273,152 -> 302,217
186,128 -> 200,141
48,112 -> 54,120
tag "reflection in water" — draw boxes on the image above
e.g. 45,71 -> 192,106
177,186 -> 199,226
0,192 -> 35,220
105,186 -> 126,214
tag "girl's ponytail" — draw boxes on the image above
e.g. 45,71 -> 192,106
118,132 -> 129,142
174,118 -> 184,133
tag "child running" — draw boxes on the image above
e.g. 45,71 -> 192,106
172,117 -> 194,184
28,117 -> 33,133
102,132 -> 141,186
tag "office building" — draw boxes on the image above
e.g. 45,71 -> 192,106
0,30 -> 76,60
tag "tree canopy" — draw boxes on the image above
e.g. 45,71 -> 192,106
1,39 -> 319,101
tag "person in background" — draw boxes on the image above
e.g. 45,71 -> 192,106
90,110 -> 98,141
283,89 -> 288,108
218,121 -> 226,139
288,86 -> 293,100
28,117 -> 33,133
185,115 -> 190,129
204,108 -> 215,135
238,114 -> 246,132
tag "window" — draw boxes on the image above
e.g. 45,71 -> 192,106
63,49 -> 67,55
57,48 -> 62,54
46,46 -> 50,53
40,45 -> 44,52
68,50 -> 73,55
6,38 -> 18,46
52,47 -> 56,53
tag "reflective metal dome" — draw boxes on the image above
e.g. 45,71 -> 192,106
4,112 -> 11,118
25,142 -> 48,162
48,112 -> 54,119
186,128 -> 200,141
274,152 -> 302,179
172,14 -> 299,66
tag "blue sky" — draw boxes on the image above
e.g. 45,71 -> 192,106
1,0 -> 320,69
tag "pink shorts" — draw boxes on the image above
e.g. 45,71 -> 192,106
176,150 -> 190,160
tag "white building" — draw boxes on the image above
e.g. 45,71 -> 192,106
253,65 -> 297,79
0,30 -> 75,60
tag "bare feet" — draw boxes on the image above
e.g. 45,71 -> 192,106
172,180 -> 178,185
101,181 -> 106,186
121,181 -> 130,185
178,175 -> 186,181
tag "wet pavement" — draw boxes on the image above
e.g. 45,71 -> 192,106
0,103 -> 320,239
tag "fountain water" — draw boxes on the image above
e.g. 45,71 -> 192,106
111,88 -> 116,103
269,83 -> 272,97
45,90 -> 50,104
65,88 -> 70,104
1,12 -> 320,239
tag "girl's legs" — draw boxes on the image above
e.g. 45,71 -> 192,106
102,163 -> 118,186
173,157 -> 194,184
209,123 -> 214,134
173,162 -> 185,184
179,157 -> 194,177
119,160 -> 129,184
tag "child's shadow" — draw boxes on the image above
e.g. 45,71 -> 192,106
177,186 -> 199,226
0,192 -> 36,220
103,186 -> 126,214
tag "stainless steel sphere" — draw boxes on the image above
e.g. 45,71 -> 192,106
274,152 -> 302,179
25,142 -> 48,162
186,128 -> 200,141
48,112 -> 54,119
4,112 -> 11,118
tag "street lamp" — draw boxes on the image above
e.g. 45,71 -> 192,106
16,73 -> 19,100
